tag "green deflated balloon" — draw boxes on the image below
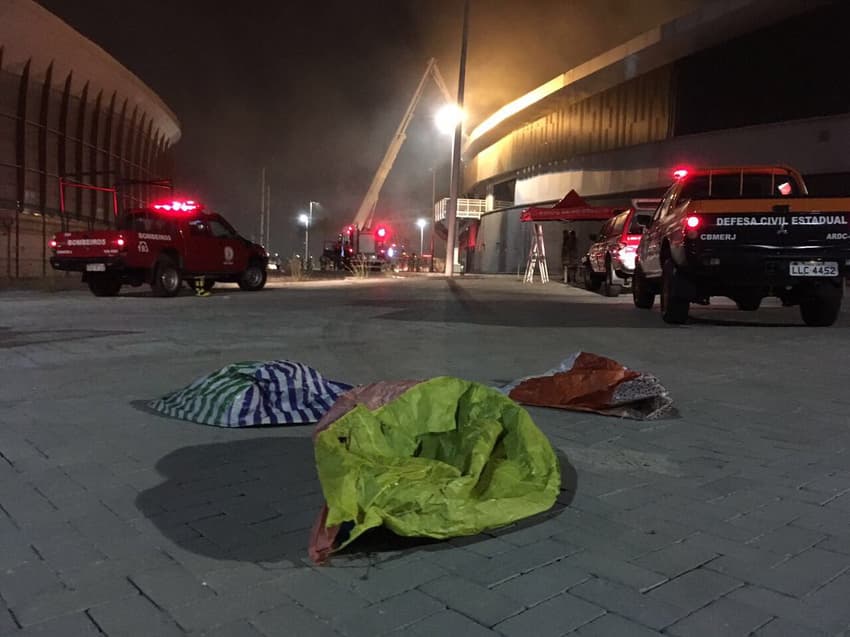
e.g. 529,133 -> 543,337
314,376 -> 561,549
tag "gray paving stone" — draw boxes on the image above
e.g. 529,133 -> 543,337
630,540 -> 719,578
129,564 -> 217,610
569,576 -> 687,630
815,532 -> 850,556
250,600 -> 339,637
494,519 -> 566,547
647,568 -> 743,612
745,524 -> 827,556
492,592 -> 604,637
800,571 -> 850,622
701,476 -> 758,497
68,505 -> 141,543
13,612 -> 100,636
195,619 -> 267,637
754,617 -> 828,636
665,597 -> 774,636
462,537 -> 517,557
12,577 -> 138,627
87,593 -> 184,636
493,559 -> 590,607
167,578 -> 292,632
31,537 -> 106,575
710,547 -> 850,597
0,534 -> 38,570
405,609 -> 498,637
273,569 -> 370,621
0,601 -> 17,635
199,563 -> 282,594
331,558 -> 447,603
420,576 -> 524,626
563,551 -> 668,592
572,613 -> 662,636
464,540 -> 578,587
0,560 -> 65,607
331,590 -> 444,637
728,586 -> 843,634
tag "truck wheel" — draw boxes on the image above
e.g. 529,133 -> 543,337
660,259 -> 689,324
87,272 -> 122,297
603,260 -> 622,297
583,266 -> 602,292
632,266 -> 655,309
800,284 -> 842,326
152,256 -> 182,297
238,263 -> 267,291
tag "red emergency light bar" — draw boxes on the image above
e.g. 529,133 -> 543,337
153,200 -> 200,212
673,168 -> 689,180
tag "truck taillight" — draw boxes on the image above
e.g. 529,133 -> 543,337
49,239 -> 57,249
684,215 -> 701,239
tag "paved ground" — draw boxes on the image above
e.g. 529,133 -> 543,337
1,275 -> 850,636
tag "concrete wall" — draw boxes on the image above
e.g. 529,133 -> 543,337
0,0 -> 181,281
0,209 -> 100,280
515,114 -> 850,205
471,208 -> 604,276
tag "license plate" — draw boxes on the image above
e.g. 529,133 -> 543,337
86,263 -> 106,272
789,261 -> 838,277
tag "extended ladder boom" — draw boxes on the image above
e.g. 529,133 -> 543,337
351,58 -> 454,231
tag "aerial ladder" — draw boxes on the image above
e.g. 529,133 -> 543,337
350,58 -> 454,233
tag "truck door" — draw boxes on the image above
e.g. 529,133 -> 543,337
207,217 -> 249,275
640,186 -> 677,277
183,218 -> 220,273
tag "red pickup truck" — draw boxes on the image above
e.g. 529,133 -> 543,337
49,201 -> 268,297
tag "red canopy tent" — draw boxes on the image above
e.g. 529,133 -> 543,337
520,190 -> 623,222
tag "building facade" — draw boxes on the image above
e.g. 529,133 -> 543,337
461,0 -> 850,274
0,0 -> 180,279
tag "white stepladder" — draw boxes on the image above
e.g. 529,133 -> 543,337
523,223 -> 550,283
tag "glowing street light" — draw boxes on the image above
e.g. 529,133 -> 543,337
298,201 -> 318,268
416,218 -> 427,255
434,103 -> 466,135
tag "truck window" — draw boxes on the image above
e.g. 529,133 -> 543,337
627,212 -> 648,234
188,219 -> 210,236
118,213 -> 152,232
152,216 -> 176,236
209,220 -> 237,239
654,187 -> 678,220
680,172 -> 801,199
611,212 -> 627,236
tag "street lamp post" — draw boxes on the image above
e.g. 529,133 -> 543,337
416,218 -> 427,257
299,201 -> 318,270
444,0 -> 470,277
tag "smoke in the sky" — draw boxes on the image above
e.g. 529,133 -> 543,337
36,0 -> 705,256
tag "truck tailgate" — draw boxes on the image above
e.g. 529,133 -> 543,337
53,231 -> 125,259
690,198 -> 850,248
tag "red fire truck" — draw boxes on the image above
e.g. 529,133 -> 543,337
49,200 -> 268,297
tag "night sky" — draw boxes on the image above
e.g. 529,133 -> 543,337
37,0 -> 702,255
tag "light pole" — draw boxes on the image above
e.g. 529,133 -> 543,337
416,218 -> 427,256
299,201 -> 318,269
444,0 -> 470,277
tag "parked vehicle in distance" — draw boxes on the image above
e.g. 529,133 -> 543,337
633,166 -> 850,325
582,201 -> 658,296
49,200 -> 268,297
